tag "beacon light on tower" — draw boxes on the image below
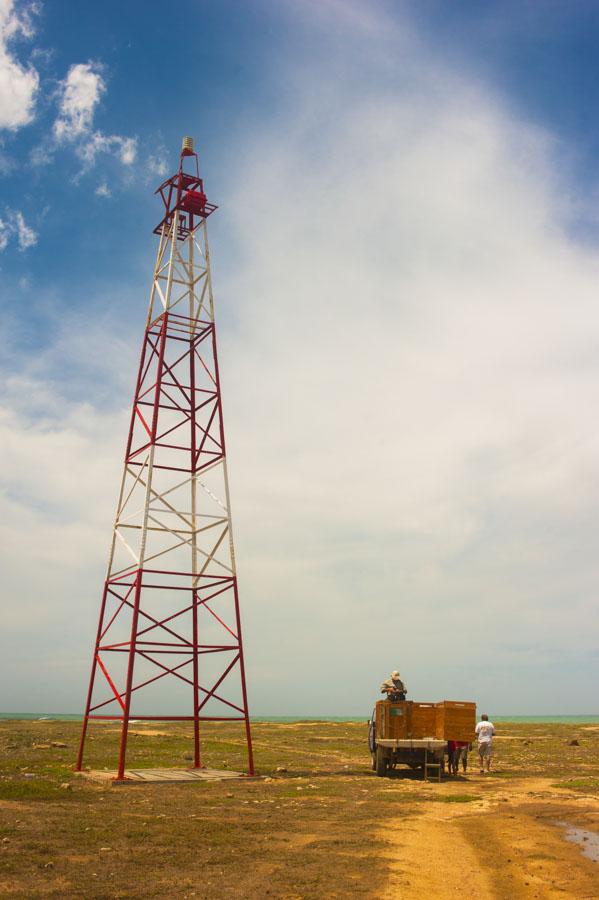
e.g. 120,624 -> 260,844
76,137 -> 254,780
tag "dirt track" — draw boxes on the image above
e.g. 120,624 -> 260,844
382,775 -> 599,898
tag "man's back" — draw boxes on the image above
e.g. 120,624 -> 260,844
475,720 -> 494,742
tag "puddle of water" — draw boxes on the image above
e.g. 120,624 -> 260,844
556,821 -> 599,863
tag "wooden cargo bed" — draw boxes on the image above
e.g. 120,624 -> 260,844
375,699 -> 476,742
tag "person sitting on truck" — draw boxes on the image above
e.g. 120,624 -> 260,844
380,670 -> 407,701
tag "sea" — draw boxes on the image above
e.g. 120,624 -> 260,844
1,713 -> 598,724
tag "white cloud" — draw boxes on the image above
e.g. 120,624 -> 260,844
215,11 -> 599,714
53,60 -> 136,170
0,215 -> 9,249
75,131 -> 137,169
0,136 -> 14,172
0,207 -> 36,250
14,208 -> 36,247
29,139 -> 52,166
0,0 -> 40,130
53,61 -> 105,141
94,180 -> 110,198
118,136 -> 136,165
147,150 -> 168,178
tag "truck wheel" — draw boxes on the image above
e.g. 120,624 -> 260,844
371,752 -> 377,771
375,746 -> 388,777
367,716 -> 376,754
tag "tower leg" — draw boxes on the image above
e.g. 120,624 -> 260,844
76,582 -> 110,771
233,580 -> 254,775
116,570 -> 143,780
192,587 -> 202,768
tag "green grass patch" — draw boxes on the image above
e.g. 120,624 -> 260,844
551,777 -> 599,793
0,778 -> 74,801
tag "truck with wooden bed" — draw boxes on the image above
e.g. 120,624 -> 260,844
368,699 -> 476,779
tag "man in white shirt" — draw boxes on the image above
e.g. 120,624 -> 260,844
475,714 -> 495,774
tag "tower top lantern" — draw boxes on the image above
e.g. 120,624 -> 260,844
153,135 -> 217,240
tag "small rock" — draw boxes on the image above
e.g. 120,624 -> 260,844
568,739 -> 580,747
23,774 -> 36,779
60,783 -> 71,791
275,766 -> 287,773
44,862 -> 54,869
183,753 -> 193,761
100,847 -> 112,852
51,742 -> 67,749
263,777 -> 273,783
226,793 -> 233,798
522,740 -> 531,746
2,838 -> 9,844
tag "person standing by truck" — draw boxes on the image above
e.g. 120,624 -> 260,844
475,714 -> 495,774
447,739 -> 470,775
380,671 -> 407,701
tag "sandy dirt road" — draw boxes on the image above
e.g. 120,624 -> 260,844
381,775 -> 599,899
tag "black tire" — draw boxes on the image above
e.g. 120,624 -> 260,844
375,746 -> 388,777
367,714 -> 376,754
371,752 -> 377,771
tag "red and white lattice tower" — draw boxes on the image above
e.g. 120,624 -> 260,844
76,137 -> 254,779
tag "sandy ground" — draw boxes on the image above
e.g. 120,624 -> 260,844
381,774 -> 599,898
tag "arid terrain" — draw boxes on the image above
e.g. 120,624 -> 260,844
0,719 -> 598,898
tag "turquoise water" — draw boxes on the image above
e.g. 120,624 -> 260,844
1,713 -> 598,724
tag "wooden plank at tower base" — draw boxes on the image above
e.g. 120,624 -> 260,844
435,701 -> 476,741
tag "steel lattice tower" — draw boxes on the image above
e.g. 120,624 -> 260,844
76,137 -> 254,779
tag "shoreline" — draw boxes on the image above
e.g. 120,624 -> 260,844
2,712 -> 599,724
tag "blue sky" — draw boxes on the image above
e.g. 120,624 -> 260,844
1,0 -> 599,717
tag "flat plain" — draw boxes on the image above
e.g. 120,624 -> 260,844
1,719 -> 598,898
